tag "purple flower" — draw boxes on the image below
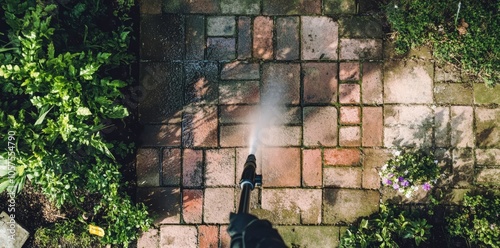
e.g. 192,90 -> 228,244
398,177 -> 405,182
388,173 -> 394,178
393,184 -> 400,190
384,179 -> 393,185
401,180 -> 410,187
422,182 -> 431,191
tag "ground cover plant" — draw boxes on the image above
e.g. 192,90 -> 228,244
0,0 -> 151,246
447,192 -> 500,247
340,149 -> 500,247
384,0 -> 499,86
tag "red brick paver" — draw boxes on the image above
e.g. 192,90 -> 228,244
253,16 -> 273,60
198,225 -> 219,248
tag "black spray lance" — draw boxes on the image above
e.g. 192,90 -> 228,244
237,154 -> 262,214
229,154 -> 286,247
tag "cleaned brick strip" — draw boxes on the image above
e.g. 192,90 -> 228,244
162,148 -> 181,186
339,126 -> 361,147
182,189 -> 203,223
324,148 -> 361,166
302,149 -> 322,187
198,225 -> 219,248
137,228 -> 158,248
220,225 -> 231,248
258,126 -> 302,146
253,16 -> 273,60
276,17 -> 299,60
204,188 -> 234,223
362,107 -> 383,147
323,167 -> 362,188
205,149 -> 236,186
301,16 -> 338,60
303,106 -> 338,146
362,62 -> 383,104
220,124 -> 252,147
183,149 -> 203,187
159,225 -> 197,248
220,105 -> 259,124
260,188 -> 322,224
262,148 -> 301,187
340,106 -> 361,124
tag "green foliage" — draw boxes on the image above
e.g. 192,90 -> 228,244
384,0 -> 500,86
380,150 -> 441,198
0,0 -> 152,246
447,192 -> 500,247
340,204 -> 433,248
34,220 -> 105,248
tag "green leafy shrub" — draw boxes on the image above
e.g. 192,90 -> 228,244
384,0 -> 499,86
380,150 -> 441,198
0,0 -> 151,246
447,192 -> 500,247
340,204 -> 433,247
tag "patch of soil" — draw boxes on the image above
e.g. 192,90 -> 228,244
0,183 -> 64,247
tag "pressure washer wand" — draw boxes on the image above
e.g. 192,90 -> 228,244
237,154 -> 262,214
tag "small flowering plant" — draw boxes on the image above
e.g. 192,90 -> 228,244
379,150 -> 441,198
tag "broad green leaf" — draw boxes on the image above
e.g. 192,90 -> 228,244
108,106 -> 128,119
0,180 -> 10,193
34,106 -> 53,125
76,107 -> 92,116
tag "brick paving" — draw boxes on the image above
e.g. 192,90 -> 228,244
137,0 -> 500,247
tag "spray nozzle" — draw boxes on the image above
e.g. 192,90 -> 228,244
239,154 -> 262,189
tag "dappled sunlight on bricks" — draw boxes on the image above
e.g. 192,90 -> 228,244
253,16 -> 273,60
134,3 -> 500,246
182,105 -> 218,147
182,189 -> 203,223
137,187 -> 181,224
182,149 -> 203,187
